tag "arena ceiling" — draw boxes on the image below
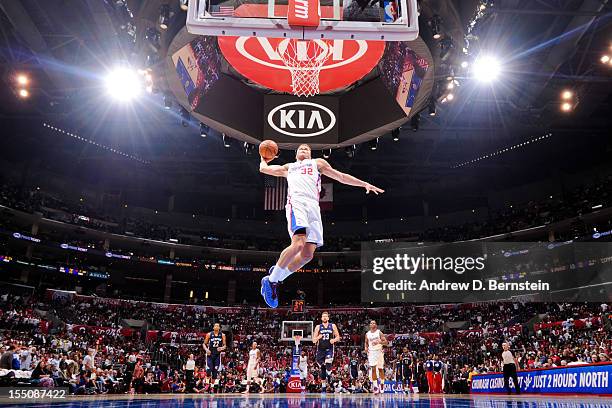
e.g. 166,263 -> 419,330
0,0 -> 610,194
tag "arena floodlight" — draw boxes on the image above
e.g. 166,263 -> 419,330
369,138 -> 378,151
428,99 -> 436,116
561,90 -> 573,100
18,89 -> 29,98
429,15 -> 442,40
179,0 -> 189,11
200,123 -> 209,137
159,4 -> 170,30
392,128 -> 400,141
16,74 -> 29,85
472,55 -> 501,83
105,67 -> 142,101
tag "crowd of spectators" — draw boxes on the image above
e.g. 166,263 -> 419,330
1,291 -> 610,395
1,174 -> 611,251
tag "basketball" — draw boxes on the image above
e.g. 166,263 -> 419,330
259,140 -> 278,161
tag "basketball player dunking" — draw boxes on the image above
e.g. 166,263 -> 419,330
365,320 -> 388,394
203,323 -> 226,381
313,311 -> 340,392
259,144 -> 384,307
243,341 -> 261,393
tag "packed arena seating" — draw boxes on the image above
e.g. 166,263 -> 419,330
1,290 -> 609,394
1,174 -> 611,251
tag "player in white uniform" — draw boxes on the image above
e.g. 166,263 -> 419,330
259,144 -> 384,307
365,320 -> 388,394
299,350 -> 308,385
243,342 -> 261,393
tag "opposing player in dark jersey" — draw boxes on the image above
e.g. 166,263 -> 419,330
397,347 -> 414,393
203,323 -> 226,380
349,352 -> 360,381
312,311 -> 340,392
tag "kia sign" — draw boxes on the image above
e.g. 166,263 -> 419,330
267,102 -> 336,137
218,37 -> 385,94
264,96 -> 339,143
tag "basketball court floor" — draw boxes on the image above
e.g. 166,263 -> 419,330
1,394 -> 611,408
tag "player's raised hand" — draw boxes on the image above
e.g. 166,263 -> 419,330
364,183 -> 384,195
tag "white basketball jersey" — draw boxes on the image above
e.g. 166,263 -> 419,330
248,349 -> 259,365
286,159 -> 321,203
299,355 -> 308,370
366,329 -> 383,351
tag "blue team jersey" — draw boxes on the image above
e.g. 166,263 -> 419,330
425,360 -> 434,371
318,323 -> 334,349
209,331 -> 223,354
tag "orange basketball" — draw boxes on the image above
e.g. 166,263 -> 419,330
259,140 -> 278,161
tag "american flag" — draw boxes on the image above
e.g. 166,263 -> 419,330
210,5 -> 235,16
264,175 -> 287,211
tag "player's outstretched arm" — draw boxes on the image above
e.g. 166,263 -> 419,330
316,158 -> 384,194
259,157 -> 288,177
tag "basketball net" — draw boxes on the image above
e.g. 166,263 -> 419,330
293,334 -> 302,353
279,39 -> 331,97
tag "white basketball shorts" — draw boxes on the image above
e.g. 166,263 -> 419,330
368,349 -> 385,369
247,363 -> 258,380
286,198 -> 323,247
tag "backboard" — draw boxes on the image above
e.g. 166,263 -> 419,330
281,320 -> 314,341
187,0 -> 419,40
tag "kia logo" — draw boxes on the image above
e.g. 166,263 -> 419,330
218,37 -> 385,94
288,379 -> 302,389
267,102 -> 336,137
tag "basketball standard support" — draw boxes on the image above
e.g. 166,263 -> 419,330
287,335 -> 303,393
186,0 -> 419,41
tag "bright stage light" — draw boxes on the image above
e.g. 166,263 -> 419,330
16,74 -> 29,85
561,90 -> 573,100
472,56 -> 501,83
601,55 -> 610,64
105,67 -> 143,101
561,102 -> 572,112
18,89 -> 29,98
